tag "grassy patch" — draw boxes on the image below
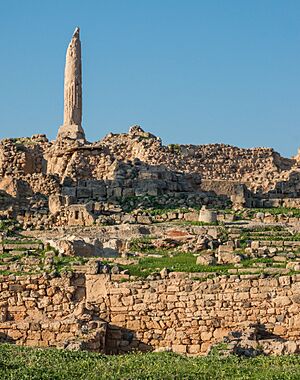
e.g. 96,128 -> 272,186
129,236 -> 156,252
2,239 -> 43,245
240,234 -> 300,242
121,252 -> 233,278
0,219 -> 21,236
118,195 -> 201,213
0,344 -> 300,380
239,226 -> 298,244
168,143 -> 182,154
53,255 -> 87,274
242,226 -> 286,233
141,207 -> 190,216
248,207 -> 300,218
176,220 -> 220,226
240,258 -> 275,268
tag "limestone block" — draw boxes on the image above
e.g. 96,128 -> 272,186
66,205 -> 95,226
103,239 -> 122,257
86,274 -> 110,303
136,215 -> 152,225
57,124 -> 85,141
48,194 -> 66,214
172,344 -> 187,354
199,206 -> 217,223
196,253 -> 216,266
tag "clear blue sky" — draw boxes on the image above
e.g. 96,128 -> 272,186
1,0 -> 300,157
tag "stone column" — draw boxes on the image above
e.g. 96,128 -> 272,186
57,27 -> 85,141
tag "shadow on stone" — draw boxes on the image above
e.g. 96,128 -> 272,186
221,323 -> 288,357
105,324 -> 152,354
0,332 -> 16,344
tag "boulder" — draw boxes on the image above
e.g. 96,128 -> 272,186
196,253 -> 216,266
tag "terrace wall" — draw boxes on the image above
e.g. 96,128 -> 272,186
1,273 -> 300,355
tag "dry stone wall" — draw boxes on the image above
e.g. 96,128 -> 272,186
1,272 -> 300,355
98,129 -> 296,194
2,127 -> 300,218
0,274 -> 106,351
94,274 -> 300,354
0,138 -> 48,177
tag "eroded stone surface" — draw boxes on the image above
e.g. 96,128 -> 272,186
57,27 -> 85,141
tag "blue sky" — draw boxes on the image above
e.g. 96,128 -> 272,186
1,0 -> 300,157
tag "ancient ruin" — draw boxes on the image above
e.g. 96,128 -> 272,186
1,28 -> 300,356
57,27 -> 85,141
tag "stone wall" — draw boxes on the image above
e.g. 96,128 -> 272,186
254,212 -> 300,225
1,128 -> 297,196
3,128 -> 300,227
90,274 -> 300,354
0,274 -> 106,351
1,273 -> 300,355
0,137 -> 48,177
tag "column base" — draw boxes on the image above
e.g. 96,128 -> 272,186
56,124 -> 86,141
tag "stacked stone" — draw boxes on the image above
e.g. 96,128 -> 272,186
1,273 -> 300,355
99,274 -> 300,355
0,274 -> 106,351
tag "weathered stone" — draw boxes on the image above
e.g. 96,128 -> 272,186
196,253 -> 216,266
57,27 -> 85,141
199,206 -> 217,223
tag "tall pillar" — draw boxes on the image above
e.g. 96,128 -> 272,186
57,27 -> 85,141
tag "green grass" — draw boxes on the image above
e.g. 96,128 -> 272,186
121,252 -> 233,278
248,207 -> 300,218
215,207 -> 300,220
0,344 -> 300,380
175,220 -> 220,226
2,239 -> 43,245
240,258 -> 275,267
141,207 -> 190,216
0,219 -> 21,236
0,252 -> 15,259
53,255 -> 87,274
129,236 -> 156,252
123,242 -> 287,278
0,243 -> 87,276
0,253 -> 21,261
168,143 -> 182,154
240,234 -> 300,242
242,226 -> 285,232
239,226 -> 300,244
0,270 -> 38,276
117,195 -> 202,213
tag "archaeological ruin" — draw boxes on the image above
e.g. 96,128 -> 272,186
2,28 -> 300,356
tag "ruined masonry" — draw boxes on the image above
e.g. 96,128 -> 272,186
1,28 -> 300,356
57,27 -> 85,141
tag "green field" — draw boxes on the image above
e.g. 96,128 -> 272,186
0,344 -> 300,380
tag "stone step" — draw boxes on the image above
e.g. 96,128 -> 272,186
228,234 -> 240,239
72,265 -> 89,273
7,250 -> 28,256
246,230 -> 291,236
228,267 -> 288,275
250,240 -> 300,247
3,243 -> 43,251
